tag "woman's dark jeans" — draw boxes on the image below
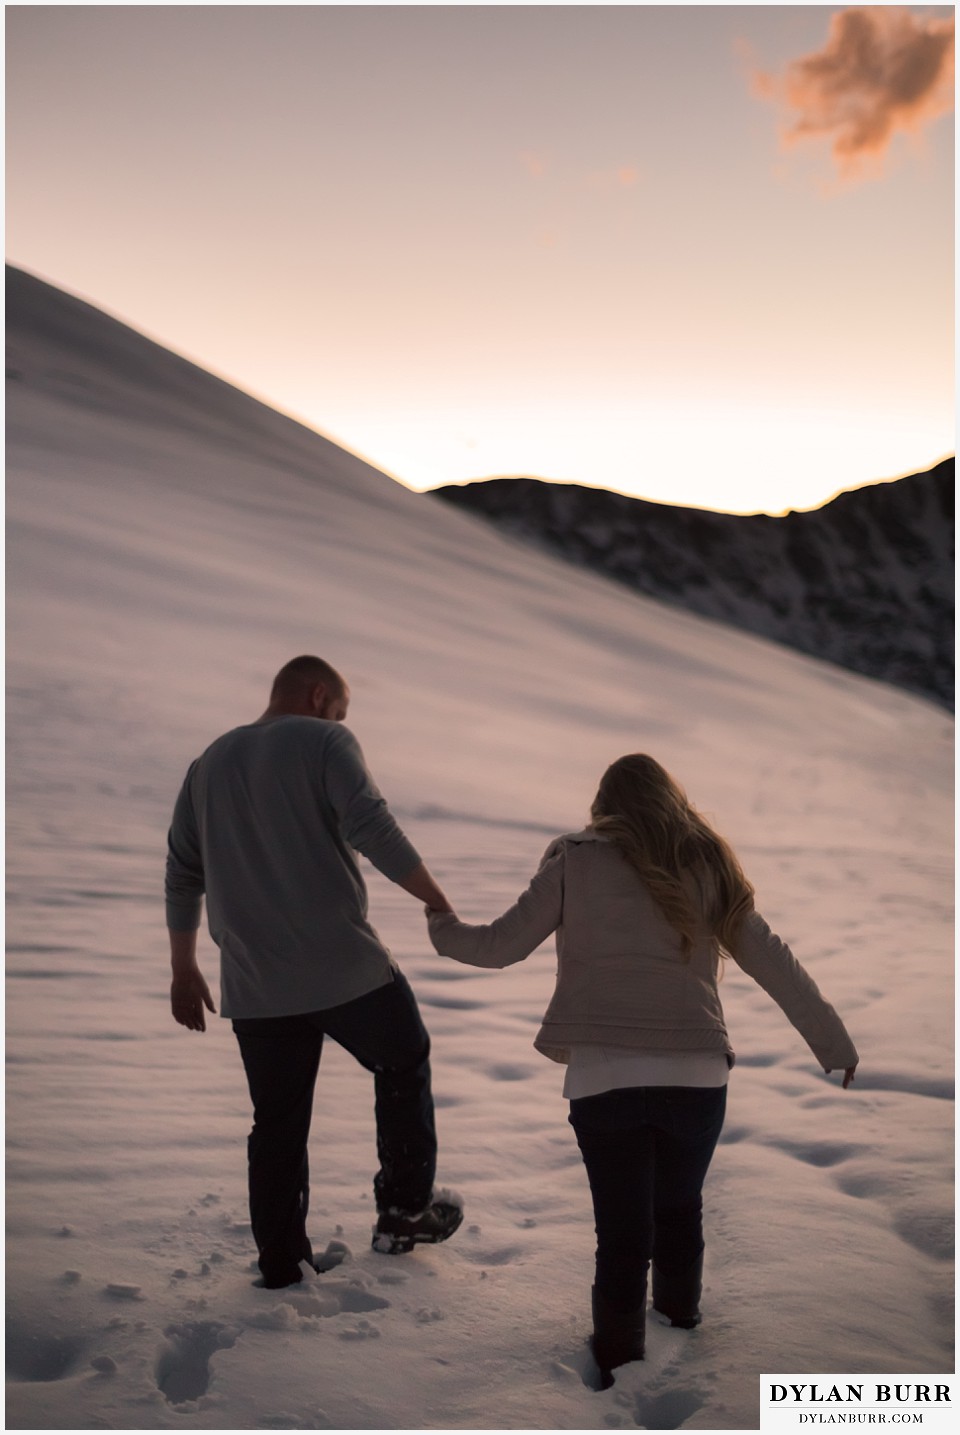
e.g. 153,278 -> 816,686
232,968 -> 436,1288
569,1084 -> 727,1315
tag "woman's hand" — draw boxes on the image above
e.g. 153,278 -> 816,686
826,1064 -> 858,1088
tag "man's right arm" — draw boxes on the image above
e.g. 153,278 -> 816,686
165,763 -> 216,1030
165,762 -> 206,932
169,927 -> 216,1031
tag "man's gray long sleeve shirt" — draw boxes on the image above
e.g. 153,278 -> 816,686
165,716 -> 421,1018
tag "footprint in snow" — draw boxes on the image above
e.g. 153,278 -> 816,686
5,1322 -> 89,1383
155,1320 -> 238,1404
249,1277 -> 391,1329
891,1205 -> 954,1262
324,1282 -> 391,1313
632,1385 -> 707,1430
419,995 -> 486,1011
486,1061 -> 537,1081
457,1244 -> 524,1267
848,1071 -> 954,1100
927,1288 -> 954,1337
765,1138 -> 863,1168
832,1168 -> 893,1199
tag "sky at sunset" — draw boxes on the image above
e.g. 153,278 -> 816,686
5,2 -> 955,514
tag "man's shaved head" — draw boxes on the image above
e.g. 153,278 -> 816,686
269,655 -> 347,707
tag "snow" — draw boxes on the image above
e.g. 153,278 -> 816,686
5,273 -> 954,1430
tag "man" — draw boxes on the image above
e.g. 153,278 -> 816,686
165,654 -> 462,1289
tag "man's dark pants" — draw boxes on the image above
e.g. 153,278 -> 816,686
569,1085 -> 727,1314
232,968 -> 436,1288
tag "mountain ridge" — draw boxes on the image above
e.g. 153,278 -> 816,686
4,263 -> 389,499
433,464 -> 954,711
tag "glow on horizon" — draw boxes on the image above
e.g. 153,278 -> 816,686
11,254 -> 950,517
5,4 -> 954,517
285,390 -> 952,515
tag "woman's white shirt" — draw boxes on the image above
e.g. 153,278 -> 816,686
563,1047 -> 729,1100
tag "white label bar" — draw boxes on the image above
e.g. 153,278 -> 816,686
761,1376 -> 957,1433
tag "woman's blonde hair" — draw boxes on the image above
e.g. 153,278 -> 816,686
589,753 -> 754,956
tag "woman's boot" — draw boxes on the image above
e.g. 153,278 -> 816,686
591,1285 -> 645,1388
651,1252 -> 703,1328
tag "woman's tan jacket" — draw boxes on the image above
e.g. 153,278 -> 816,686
427,829 -> 858,1071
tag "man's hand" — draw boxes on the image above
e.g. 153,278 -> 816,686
827,1064 -> 858,1089
168,928 -> 215,1031
171,970 -> 216,1032
396,861 -> 454,913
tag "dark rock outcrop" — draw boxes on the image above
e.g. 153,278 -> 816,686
433,464 -> 954,710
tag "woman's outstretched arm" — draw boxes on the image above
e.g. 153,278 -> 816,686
730,909 -> 859,1081
426,850 -> 564,969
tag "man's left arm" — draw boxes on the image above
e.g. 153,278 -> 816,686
323,727 -> 451,907
395,861 -> 453,913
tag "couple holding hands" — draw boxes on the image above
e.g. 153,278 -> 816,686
166,655 -> 857,1385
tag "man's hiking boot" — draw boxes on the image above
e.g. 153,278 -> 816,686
371,1198 -> 464,1254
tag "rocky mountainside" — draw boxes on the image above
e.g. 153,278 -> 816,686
433,463 -> 955,710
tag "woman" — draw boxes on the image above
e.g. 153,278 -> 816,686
426,754 -> 858,1386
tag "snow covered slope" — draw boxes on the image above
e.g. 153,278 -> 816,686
5,264 -> 954,1431
434,466 -> 955,711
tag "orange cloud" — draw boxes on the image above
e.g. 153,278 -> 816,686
749,7 -> 954,180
